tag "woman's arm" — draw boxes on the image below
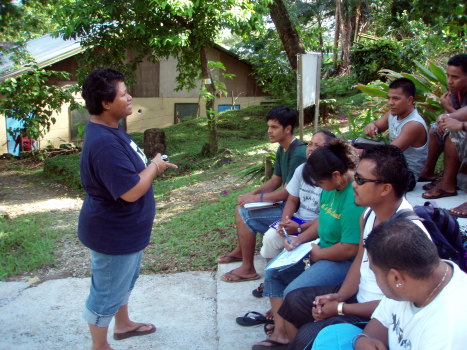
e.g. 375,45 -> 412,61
120,153 -> 177,202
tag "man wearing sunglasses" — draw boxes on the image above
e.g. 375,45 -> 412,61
275,144 -> 428,350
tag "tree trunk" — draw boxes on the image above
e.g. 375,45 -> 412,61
269,0 -> 305,70
143,128 -> 166,159
200,45 -> 218,155
333,0 -> 341,70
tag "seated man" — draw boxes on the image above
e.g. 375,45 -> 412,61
253,130 -> 335,297
420,53 -> 467,200
219,106 -> 307,282
276,145 -> 426,350
313,219 -> 467,350
363,78 -> 428,190
260,130 -> 336,261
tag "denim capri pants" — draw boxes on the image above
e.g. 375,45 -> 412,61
238,201 -> 285,234
83,249 -> 143,327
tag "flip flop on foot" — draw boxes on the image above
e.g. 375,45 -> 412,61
236,311 -> 274,326
217,254 -> 243,264
264,323 -> 275,336
252,339 -> 288,350
220,270 -> 260,283
422,188 -> 457,199
113,323 -> 156,340
252,282 -> 264,298
448,202 -> 467,218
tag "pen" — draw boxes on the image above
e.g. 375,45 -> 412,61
281,227 -> 292,244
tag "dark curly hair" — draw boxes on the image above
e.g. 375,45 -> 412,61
82,68 -> 125,115
302,139 -> 358,185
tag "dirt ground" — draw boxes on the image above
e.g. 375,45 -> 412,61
0,158 -> 245,282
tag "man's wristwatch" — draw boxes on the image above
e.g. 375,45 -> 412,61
297,224 -> 302,234
337,301 -> 345,316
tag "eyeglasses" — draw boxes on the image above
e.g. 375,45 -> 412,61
354,173 -> 385,185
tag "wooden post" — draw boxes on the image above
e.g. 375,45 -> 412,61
143,128 -> 166,159
265,155 -> 273,180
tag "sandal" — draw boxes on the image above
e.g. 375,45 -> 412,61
236,311 -> 274,327
422,188 -> 457,199
220,270 -> 260,283
113,323 -> 156,340
264,323 -> 275,336
252,282 -> 264,298
447,202 -> 467,218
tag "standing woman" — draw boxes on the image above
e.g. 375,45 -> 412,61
79,68 -> 177,350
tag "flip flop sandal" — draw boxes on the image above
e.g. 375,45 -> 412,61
220,270 -> 260,283
252,339 -> 288,350
113,323 -> 156,340
236,311 -> 274,326
264,322 -> 275,335
252,282 -> 264,298
422,189 -> 457,199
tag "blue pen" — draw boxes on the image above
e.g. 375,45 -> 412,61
281,227 -> 292,244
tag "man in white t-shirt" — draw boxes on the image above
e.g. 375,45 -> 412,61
274,145 -> 427,350
259,131 -> 334,260
353,219 -> 467,350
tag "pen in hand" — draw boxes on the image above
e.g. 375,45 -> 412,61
281,227 -> 292,244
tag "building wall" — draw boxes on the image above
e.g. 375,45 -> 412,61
0,47 -> 271,154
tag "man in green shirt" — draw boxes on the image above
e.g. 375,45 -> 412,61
219,106 -> 307,282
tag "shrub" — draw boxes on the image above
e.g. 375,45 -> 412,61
355,60 -> 448,125
350,39 -> 423,84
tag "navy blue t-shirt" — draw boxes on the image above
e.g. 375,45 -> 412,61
78,121 -> 155,254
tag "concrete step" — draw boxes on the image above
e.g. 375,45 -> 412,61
216,256 -> 271,350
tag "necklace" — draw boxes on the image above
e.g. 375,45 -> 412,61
421,263 -> 449,307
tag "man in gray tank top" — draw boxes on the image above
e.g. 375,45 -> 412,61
363,78 -> 428,191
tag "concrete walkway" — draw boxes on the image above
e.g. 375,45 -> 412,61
0,183 -> 465,350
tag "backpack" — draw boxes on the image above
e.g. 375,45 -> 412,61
364,201 -> 466,272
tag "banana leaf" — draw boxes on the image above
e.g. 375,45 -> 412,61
428,61 -> 447,87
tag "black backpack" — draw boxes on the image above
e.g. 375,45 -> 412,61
364,201 -> 466,272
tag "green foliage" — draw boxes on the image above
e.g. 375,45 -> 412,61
57,0 -> 269,88
350,39 -> 423,84
0,66 -> 79,140
0,214 -> 63,280
321,75 -> 359,98
237,152 -> 276,184
43,153 -> 82,190
43,105 -> 271,188
146,186 -> 255,272
355,60 -> 448,125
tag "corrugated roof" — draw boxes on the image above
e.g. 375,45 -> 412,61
0,34 -> 83,80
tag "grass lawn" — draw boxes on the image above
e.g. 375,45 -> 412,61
1,105 -> 317,278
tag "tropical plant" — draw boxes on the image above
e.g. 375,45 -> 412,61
238,152 -> 276,184
355,60 -> 448,125
0,66 -> 79,140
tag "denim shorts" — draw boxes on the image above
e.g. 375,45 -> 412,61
263,259 -> 353,299
83,249 -> 143,327
238,202 -> 285,234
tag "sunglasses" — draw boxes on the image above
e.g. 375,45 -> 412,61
354,173 -> 384,185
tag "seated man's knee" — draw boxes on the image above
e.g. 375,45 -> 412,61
260,228 -> 284,258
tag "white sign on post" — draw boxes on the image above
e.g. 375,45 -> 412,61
297,53 -> 322,138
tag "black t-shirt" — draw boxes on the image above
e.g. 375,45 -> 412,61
78,122 -> 155,254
